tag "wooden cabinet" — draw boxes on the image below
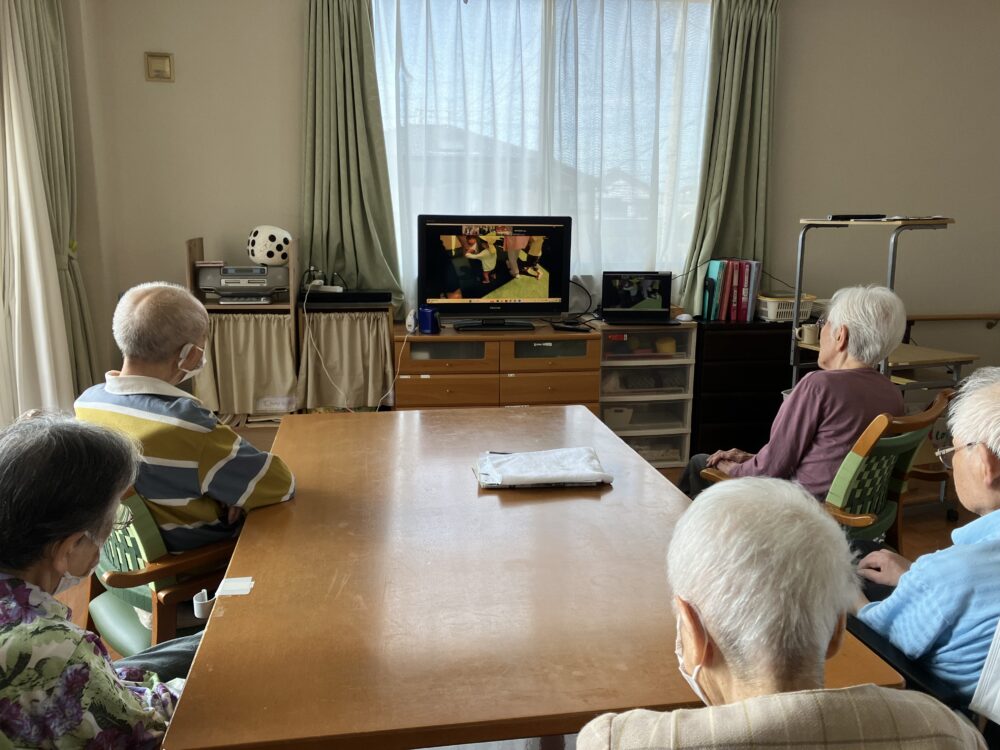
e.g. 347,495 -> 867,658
598,322 -> 697,468
394,325 -> 600,410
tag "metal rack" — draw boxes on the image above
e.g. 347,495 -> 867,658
791,217 -> 955,384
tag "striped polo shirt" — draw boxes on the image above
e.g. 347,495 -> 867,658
858,508 -> 1000,700
75,373 -> 295,552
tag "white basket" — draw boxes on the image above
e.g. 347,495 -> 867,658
603,407 -> 634,429
756,293 -> 816,322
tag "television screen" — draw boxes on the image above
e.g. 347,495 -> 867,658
417,215 -> 571,317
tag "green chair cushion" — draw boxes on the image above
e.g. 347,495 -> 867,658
89,590 -> 152,658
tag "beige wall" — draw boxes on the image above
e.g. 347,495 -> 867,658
63,0 -> 307,370
64,0 -> 998,371
768,0 -> 1000,367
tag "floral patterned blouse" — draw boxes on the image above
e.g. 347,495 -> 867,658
0,574 -> 183,749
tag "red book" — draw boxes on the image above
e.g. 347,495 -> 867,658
738,260 -> 751,322
717,261 -> 732,321
728,261 -> 740,321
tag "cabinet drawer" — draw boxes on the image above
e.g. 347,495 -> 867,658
622,433 -> 689,468
395,374 -> 498,407
602,327 -> 694,362
601,364 -> 693,398
499,371 -> 600,405
396,340 -> 500,374
602,401 -> 691,435
499,339 -> 600,371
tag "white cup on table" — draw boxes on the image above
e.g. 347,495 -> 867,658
794,323 -> 819,346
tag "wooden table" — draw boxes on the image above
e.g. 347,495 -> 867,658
164,406 -> 901,750
797,341 -> 978,389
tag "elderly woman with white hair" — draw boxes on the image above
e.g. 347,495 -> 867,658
679,285 -> 906,498
75,282 -> 294,553
577,478 -> 984,749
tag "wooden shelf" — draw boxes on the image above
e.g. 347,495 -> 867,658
203,303 -> 291,312
800,217 -> 954,228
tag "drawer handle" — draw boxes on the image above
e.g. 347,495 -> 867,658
445,388 -> 452,394
445,362 -> 450,367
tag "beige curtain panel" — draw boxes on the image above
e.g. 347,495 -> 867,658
680,0 -> 779,314
298,311 -> 392,410
16,0 -> 100,392
194,314 -> 298,416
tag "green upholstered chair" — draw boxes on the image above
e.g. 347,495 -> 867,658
87,492 -> 235,657
822,390 -> 951,557
700,390 -> 952,559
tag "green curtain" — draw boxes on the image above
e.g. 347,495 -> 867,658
14,0 -> 99,391
680,0 -> 779,314
303,0 -> 403,313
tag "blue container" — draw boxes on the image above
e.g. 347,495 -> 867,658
418,306 -> 440,334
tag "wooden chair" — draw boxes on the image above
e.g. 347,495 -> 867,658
86,492 -> 235,657
701,390 -> 952,557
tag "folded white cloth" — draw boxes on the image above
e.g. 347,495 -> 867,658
476,447 -> 614,489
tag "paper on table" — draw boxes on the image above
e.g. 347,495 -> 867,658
476,447 -> 613,489
217,577 -> 255,596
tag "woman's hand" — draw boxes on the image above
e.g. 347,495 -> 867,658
706,448 -> 754,467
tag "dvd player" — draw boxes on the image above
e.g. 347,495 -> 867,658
300,289 -> 394,310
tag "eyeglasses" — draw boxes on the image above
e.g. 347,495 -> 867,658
816,316 -> 826,329
111,504 -> 134,532
935,442 -> 979,470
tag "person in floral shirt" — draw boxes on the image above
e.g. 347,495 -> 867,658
0,415 -> 200,749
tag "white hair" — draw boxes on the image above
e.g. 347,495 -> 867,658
825,285 -> 906,367
112,282 -> 209,363
667,478 -> 859,685
949,367 -> 1000,457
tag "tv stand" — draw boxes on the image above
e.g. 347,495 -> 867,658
452,318 -> 535,332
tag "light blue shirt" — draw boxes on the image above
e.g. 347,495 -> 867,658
858,509 -> 1000,700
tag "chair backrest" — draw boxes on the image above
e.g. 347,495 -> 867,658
95,492 -> 174,610
826,390 -> 952,517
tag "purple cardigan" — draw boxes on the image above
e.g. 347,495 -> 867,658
727,368 -> 904,496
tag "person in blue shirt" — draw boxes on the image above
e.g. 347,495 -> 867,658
856,366 -> 1000,701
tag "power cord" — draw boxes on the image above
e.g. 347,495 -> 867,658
375,330 -> 410,410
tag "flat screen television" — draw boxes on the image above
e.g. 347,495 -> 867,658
417,214 -> 572,331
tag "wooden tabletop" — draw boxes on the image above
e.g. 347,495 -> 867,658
164,407 -> 900,750
797,341 -> 978,367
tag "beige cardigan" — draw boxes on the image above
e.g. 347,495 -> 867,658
577,684 -> 985,749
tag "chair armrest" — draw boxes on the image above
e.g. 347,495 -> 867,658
698,467 -> 730,484
824,503 -> 877,528
102,539 -> 237,588
156,570 -> 229,606
847,614 -> 966,709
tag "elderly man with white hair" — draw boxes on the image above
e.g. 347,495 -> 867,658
578,477 -> 984,749
857,366 -> 1000,702
75,282 -> 294,552
679,285 -> 906,498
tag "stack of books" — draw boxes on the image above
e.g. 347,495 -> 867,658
702,259 -> 763,322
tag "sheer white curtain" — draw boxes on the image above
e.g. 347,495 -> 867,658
373,0 -> 711,307
0,1 -> 74,424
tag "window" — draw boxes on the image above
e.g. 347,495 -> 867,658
373,0 -> 711,304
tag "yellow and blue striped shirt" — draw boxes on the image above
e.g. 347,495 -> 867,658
75,373 -> 294,552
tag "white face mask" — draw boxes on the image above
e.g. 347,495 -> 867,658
54,531 -> 102,595
177,343 -> 207,383
676,613 -> 711,705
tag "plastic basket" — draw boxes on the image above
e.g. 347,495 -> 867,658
756,293 -> 816,322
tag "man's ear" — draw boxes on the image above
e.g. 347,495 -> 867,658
826,612 -> 847,660
49,533 -> 87,575
675,595 -> 715,667
980,445 -> 1000,490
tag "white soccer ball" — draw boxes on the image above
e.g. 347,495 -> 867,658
247,225 -> 292,266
